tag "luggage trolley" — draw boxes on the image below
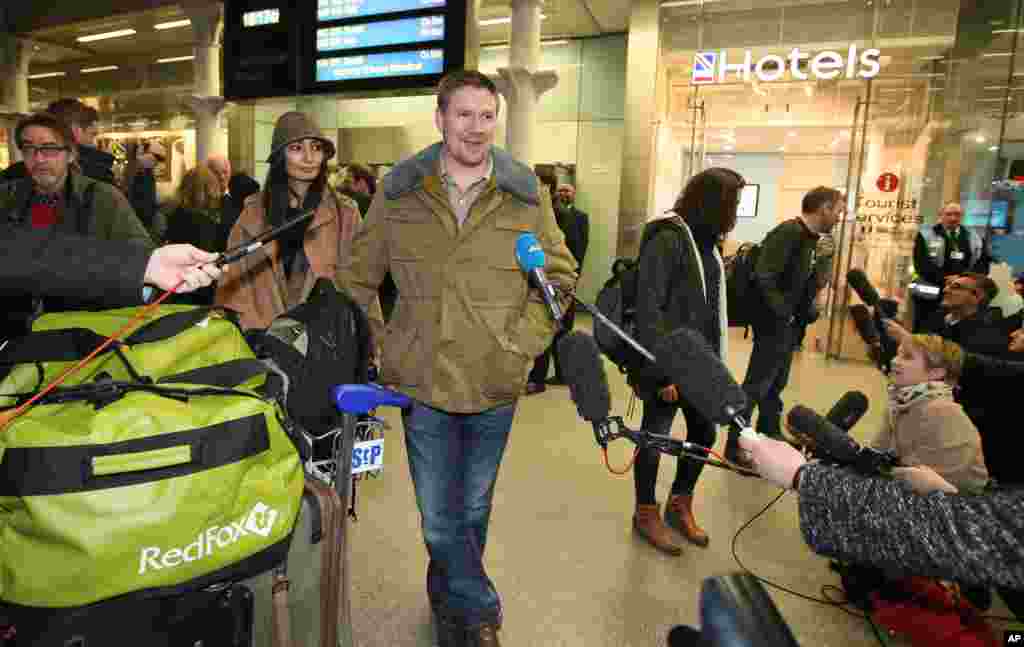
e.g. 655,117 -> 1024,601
326,383 -> 411,647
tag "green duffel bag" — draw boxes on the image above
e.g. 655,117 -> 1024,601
0,305 -> 304,609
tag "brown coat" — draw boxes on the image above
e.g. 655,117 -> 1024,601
215,189 -> 361,330
336,143 -> 578,414
871,396 -> 989,493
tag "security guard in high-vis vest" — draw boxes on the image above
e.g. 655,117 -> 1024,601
912,202 -> 989,332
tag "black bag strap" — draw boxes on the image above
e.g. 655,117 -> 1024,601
158,358 -> 270,389
0,328 -> 110,365
0,308 -> 233,367
126,307 -> 221,344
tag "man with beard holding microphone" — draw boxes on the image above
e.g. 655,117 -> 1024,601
337,71 -> 577,647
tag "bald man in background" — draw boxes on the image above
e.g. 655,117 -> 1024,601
207,154 -> 232,199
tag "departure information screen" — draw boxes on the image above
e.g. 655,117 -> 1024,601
316,49 -> 444,81
316,16 -> 444,52
318,0 -> 446,21
225,0 -> 464,99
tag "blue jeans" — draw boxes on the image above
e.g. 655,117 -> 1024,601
402,400 -> 516,627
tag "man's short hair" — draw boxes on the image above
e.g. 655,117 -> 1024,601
802,186 -> 843,215
46,98 -> 99,131
437,70 -> 499,114
14,112 -> 77,151
961,272 -> 998,306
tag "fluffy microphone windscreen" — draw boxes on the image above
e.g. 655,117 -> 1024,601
848,304 -> 880,345
825,390 -> 869,432
653,328 -> 748,425
847,269 -> 881,308
556,332 -> 611,423
787,405 -> 861,465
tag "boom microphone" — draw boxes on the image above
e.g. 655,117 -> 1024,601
653,328 -> 749,428
848,304 -> 880,347
515,233 -> 564,322
787,405 -> 861,465
556,331 -> 612,447
825,390 -> 869,432
847,269 -> 881,308
787,405 -> 899,474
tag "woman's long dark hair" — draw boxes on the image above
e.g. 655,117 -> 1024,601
262,146 -> 330,226
672,167 -> 745,242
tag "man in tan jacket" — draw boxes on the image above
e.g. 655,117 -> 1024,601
336,71 -> 576,647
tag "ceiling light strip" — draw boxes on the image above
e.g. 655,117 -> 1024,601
156,55 -> 195,63
77,28 -> 137,43
154,19 -> 191,30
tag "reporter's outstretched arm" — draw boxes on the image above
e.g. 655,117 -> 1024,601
1,227 -> 221,305
797,462 -> 1024,590
741,434 -> 1024,591
1,227 -> 150,306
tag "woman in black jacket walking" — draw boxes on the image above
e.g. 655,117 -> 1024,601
630,167 -> 745,554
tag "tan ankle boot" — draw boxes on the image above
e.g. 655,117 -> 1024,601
665,494 -> 709,547
633,503 -> 682,555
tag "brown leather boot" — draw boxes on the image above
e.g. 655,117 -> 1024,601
665,494 -> 709,547
633,503 -> 682,555
465,622 -> 500,647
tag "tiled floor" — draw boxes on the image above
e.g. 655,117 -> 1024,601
345,321 -> 1015,646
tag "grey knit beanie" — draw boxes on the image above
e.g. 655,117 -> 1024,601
267,111 -> 336,163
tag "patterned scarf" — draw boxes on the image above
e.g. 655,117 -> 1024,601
887,380 -> 954,416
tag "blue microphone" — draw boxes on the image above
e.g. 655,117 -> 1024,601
515,232 -> 563,322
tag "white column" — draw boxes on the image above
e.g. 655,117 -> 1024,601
492,0 -> 557,167
463,0 -> 483,71
190,96 -> 229,166
183,2 -> 228,165
1,36 -> 33,163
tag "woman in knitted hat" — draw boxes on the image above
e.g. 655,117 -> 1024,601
215,111 -> 362,329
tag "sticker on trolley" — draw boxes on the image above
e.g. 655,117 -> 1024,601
352,438 -> 384,475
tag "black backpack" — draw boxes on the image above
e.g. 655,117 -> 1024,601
247,278 -> 372,457
725,241 -> 761,330
594,217 -> 684,372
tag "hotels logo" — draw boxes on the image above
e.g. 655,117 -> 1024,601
692,52 -> 718,85
692,45 -> 881,85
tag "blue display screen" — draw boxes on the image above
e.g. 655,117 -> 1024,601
962,198 -> 1009,228
316,49 -> 444,81
318,0 -> 446,21
317,15 -> 444,52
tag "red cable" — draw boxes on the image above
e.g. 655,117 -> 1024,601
602,446 -> 640,475
0,278 -> 187,432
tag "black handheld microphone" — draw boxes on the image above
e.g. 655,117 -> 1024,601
556,331 -> 613,447
652,328 -> 750,429
787,405 -> 899,474
825,390 -> 869,432
515,233 -> 563,322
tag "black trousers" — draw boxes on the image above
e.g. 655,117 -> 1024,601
528,302 -> 576,384
741,322 -> 797,437
633,392 -> 717,505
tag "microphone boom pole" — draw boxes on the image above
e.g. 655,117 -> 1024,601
563,290 -> 656,363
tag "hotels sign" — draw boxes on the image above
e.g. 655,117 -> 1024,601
692,45 -> 882,85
